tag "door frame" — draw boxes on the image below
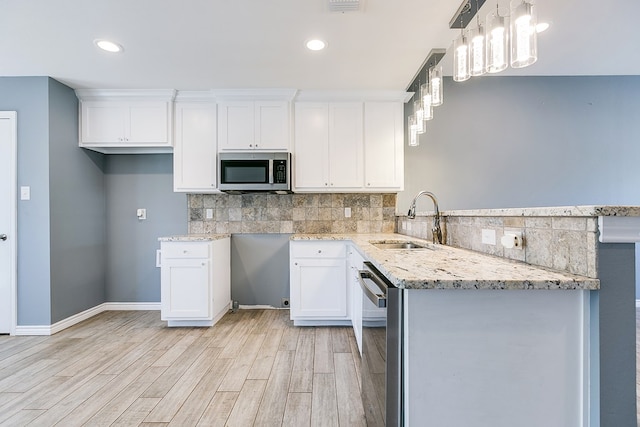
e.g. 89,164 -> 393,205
2,112 -> 17,335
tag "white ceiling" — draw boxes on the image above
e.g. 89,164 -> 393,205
1,0 -> 639,91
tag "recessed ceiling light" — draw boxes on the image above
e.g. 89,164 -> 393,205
536,22 -> 550,33
305,39 -> 327,51
94,39 -> 124,53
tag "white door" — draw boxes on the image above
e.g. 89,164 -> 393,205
0,112 -> 17,334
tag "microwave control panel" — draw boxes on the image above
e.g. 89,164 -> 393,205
274,160 -> 287,184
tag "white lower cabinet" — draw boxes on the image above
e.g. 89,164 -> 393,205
289,241 -> 350,325
160,238 -> 230,327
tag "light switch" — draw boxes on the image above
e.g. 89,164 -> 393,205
20,186 -> 30,200
481,229 -> 496,245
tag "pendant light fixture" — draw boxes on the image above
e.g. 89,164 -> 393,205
453,30 -> 470,82
429,65 -> 443,106
510,0 -> 537,68
414,99 -> 426,134
421,83 -> 434,121
408,115 -> 419,146
469,15 -> 486,76
485,4 -> 509,73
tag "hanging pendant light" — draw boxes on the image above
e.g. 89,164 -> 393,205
469,21 -> 486,76
510,0 -> 537,68
414,99 -> 426,134
420,83 -> 433,121
453,30 -> 470,82
486,5 -> 509,73
408,115 -> 419,146
429,65 -> 443,106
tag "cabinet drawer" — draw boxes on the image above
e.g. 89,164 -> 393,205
291,241 -> 346,258
162,242 -> 210,259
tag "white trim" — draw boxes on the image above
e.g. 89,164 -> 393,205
103,302 -> 161,311
75,89 -> 177,102
1,112 -> 18,336
636,299 -> 640,308
13,302 -> 161,336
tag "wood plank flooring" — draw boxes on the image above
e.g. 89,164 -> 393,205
0,310 -> 365,426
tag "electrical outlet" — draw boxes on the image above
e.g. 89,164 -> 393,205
136,208 -> 147,220
206,208 -> 214,219
344,207 -> 352,218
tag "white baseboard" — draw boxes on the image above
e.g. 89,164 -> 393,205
14,302 -> 161,336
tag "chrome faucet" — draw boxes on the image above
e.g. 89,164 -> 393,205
407,191 -> 443,244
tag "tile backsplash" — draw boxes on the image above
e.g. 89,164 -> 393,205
189,193 -> 397,234
398,214 -> 598,278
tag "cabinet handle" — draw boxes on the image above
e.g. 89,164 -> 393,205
318,250 -> 322,253
183,250 -> 188,253
325,183 -> 328,186
249,144 -> 253,148
295,262 -> 298,266
202,262 -> 206,266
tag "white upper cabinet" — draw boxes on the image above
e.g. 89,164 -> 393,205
363,102 -> 404,190
294,102 -> 363,191
173,101 -> 217,193
293,92 -> 409,193
76,89 -> 176,154
217,99 -> 292,151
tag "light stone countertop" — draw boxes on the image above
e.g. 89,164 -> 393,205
158,234 -> 230,242
420,205 -> 640,218
292,233 -> 600,291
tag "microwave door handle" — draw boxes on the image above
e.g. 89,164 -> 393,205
268,159 -> 274,184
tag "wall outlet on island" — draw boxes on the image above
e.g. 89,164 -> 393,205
481,229 -> 496,245
344,207 -> 352,218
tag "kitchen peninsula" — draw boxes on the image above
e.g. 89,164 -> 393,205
292,233 -> 597,426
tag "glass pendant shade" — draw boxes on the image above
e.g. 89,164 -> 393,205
429,65 -> 443,106
414,100 -> 426,134
486,8 -> 509,73
408,115 -> 419,146
469,24 -> 486,76
510,0 -> 538,68
420,83 -> 433,120
453,33 -> 470,82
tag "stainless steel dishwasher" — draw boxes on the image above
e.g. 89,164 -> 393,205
359,261 -> 403,426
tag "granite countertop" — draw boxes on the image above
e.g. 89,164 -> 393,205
159,233 -> 230,242
292,233 -> 600,291
405,205 -> 640,218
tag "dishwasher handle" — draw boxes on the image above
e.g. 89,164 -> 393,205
358,270 -> 387,308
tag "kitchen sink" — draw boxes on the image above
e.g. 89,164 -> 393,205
370,241 -> 428,250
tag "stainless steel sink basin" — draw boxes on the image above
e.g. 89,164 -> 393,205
370,241 -> 427,250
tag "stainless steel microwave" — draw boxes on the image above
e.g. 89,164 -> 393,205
218,152 -> 291,193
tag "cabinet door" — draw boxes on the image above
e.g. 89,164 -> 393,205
291,258 -> 348,318
218,101 -> 255,150
255,101 -> 289,150
174,103 -> 217,192
161,258 -> 211,319
364,102 -> 404,190
328,103 -> 363,189
293,103 -> 329,189
81,101 -> 127,143
127,102 -> 171,144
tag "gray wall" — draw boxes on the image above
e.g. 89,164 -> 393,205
104,154 -> 186,302
0,77 -> 54,325
400,76 -> 640,211
48,78 -> 107,323
0,77 -> 108,325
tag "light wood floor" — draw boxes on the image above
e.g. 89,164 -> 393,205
0,310 -> 366,426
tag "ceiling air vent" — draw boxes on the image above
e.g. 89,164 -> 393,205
328,0 -> 361,12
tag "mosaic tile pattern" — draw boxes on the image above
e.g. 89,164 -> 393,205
398,214 -> 599,278
188,193 -> 397,235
